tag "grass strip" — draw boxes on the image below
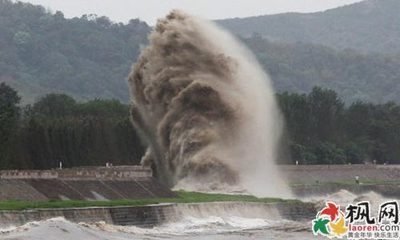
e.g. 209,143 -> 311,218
0,191 -> 295,211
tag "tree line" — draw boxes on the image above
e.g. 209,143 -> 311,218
278,87 -> 400,165
0,83 -> 399,169
0,83 -> 145,170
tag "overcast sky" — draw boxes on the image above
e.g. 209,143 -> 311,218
21,0 -> 363,25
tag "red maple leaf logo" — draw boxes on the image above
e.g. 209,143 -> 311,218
320,202 -> 339,221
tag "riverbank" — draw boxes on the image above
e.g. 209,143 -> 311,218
1,180 -> 397,212
0,196 -> 314,228
291,180 -> 400,198
0,191 -> 291,211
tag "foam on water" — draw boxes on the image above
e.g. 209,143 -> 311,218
1,216 -> 306,240
302,189 -> 392,213
128,10 -> 291,198
1,190 -> 391,240
0,200 -> 311,239
84,216 -> 274,235
0,218 -> 112,240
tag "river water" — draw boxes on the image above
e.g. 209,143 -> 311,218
1,216 -> 320,240
0,190 -> 389,240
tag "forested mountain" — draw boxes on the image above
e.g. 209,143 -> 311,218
218,0 -> 400,55
1,0 -> 400,168
1,0 -> 400,104
0,0 -> 150,103
244,36 -> 400,103
1,84 -> 399,169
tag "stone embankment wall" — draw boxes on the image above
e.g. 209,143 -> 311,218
0,166 -> 152,180
0,166 -> 175,201
292,184 -> 400,198
1,164 -> 399,201
281,164 -> 400,198
0,202 -> 316,228
281,164 -> 400,183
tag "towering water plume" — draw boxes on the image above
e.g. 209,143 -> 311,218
128,10 -> 291,198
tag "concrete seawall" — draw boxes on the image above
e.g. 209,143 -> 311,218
292,184 -> 400,198
0,166 -> 175,201
280,164 -> 400,198
0,202 -> 316,228
280,164 -> 400,183
0,166 -> 152,180
4,164 -> 397,183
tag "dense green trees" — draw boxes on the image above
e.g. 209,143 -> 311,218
244,36 -> 400,103
0,83 -> 21,168
0,0 -> 150,103
0,84 -> 145,170
2,0 -> 400,104
1,0 -> 398,169
1,83 -> 399,169
278,87 -> 400,165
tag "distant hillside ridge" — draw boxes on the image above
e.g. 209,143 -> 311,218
217,0 -> 400,54
243,36 -> 400,103
0,0 -> 151,103
1,0 -> 400,103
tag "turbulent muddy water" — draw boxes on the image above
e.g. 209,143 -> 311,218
128,10 -> 290,197
1,190 -> 390,240
0,217 -> 315,240
1,10 -> 394,240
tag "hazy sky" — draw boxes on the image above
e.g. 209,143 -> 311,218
21,0 -> 363,25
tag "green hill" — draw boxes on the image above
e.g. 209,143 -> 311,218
218,0 -> 400,55
1,0 -> 400,104
0,0 -> 150,103
244,36 -> 400,103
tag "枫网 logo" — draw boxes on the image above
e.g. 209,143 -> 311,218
313,202 -> 348,239
313,200 -> 400,239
